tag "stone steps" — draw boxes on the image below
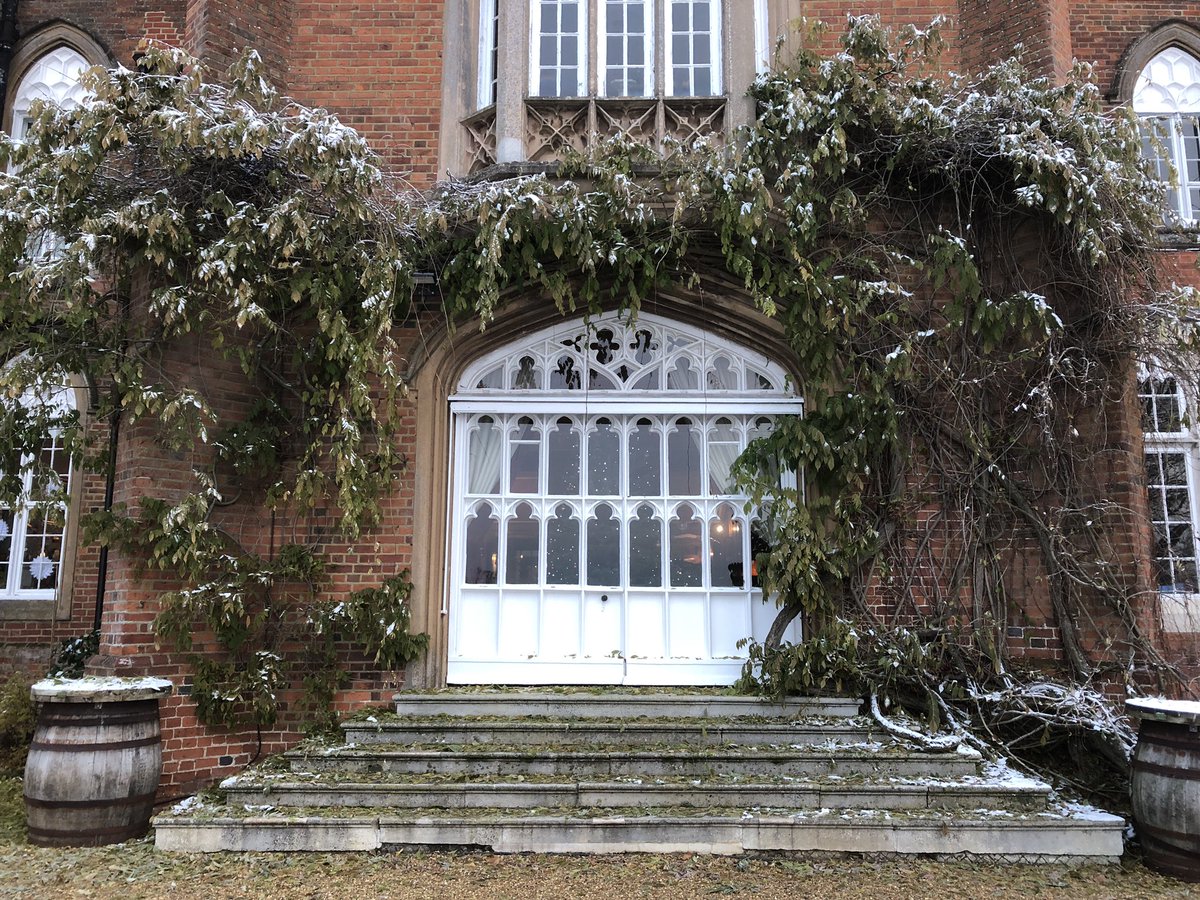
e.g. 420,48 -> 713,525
221,776 -> 1049,812
154,691 -> 1125,860
341,719 -> 880,747
154,808 -> 1125,857
286,746 -> 980,779
389,693 -> 863,720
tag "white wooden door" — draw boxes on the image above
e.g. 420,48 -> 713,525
444,313 -> 803,685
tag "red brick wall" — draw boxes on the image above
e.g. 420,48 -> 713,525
4,0 -> 1200,790
286,1 -> 445,186
16,1 -> 185,66
1070,5 -> 1197,97
957,0 -> 1072,78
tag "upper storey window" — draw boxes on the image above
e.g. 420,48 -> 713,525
458,0 -> 755,173
1133,46 -> 1200,223
532,0 -> 585,96
524,0 -> 720,99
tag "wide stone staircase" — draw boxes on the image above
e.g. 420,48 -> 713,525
154,691 -> 1125,858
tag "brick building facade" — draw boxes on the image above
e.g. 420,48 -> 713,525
1,0 -> 1198,795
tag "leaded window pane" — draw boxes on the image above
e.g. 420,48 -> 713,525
465,502 -> 499,584
669,503 -> 702,586
709,502 -> 743,587
1146,449 -> 1200,592
629,503 -> 662,587
628,418 -> 661,496
535,0 -> 584,97
589,418 -> 621,495
506,502 -> 540,584
546,503 -> 580,584
667,417 -> 702,495
548,417 -> 581,493
1139,377 -> 1184,433
509,416 -> 541,493
587,503 -> 621,585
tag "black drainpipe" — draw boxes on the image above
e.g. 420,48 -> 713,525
0,0 -> 19,110
93,292 -> 130,633
92,394 -> 120,632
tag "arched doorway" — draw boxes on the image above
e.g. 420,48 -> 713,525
445,312 -> 802,684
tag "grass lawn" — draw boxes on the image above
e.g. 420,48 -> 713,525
1,777 -> 1195,900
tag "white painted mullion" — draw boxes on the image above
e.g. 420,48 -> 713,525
478,0 -> 499,107
710,0 -> 723,94
753,0 -> 769,75
1173,117 -> 1190,222
8,466 -> 34,597
597,0 -> 609,97
528,0 -> 543,95
578,0 -> 590,97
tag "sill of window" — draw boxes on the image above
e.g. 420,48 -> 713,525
466,161 -> 560,183
0,597 -> 61,620
1155,227 -> 1200,250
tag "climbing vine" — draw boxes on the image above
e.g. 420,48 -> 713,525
0,18 -> 1186,762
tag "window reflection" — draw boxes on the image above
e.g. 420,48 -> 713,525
546,502 -> 580,584
709,502 -> 743,588
587,503 -> 621,585
465,501 -> 499,584
669,503 -> 703,587
629,503 -> 662,587
589,417 -> 620,495
506,501 -> 540,584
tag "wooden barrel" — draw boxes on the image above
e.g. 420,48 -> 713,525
1129,698 -> 1200,882
24,678 -> 172,847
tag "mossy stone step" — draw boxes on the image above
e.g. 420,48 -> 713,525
221,776 -> 1049,812
284,746 -> 981,779
153,807 -> 1125,857
341,719 -> 882,748
391,693 -> 862,720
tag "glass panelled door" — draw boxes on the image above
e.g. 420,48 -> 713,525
446,314 -> 802,685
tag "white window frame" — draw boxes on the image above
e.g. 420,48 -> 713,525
753,0 -> 769,76
1140,373 -> 1200,632
529,0 -> 589,98
477,0 -> 500,108
664,0 -> 723,97
445,313 -> 802,683
596,0 -> 655,98
1133,46 -> 1200,223
9,45 -> 90,144
0,385 -> 76,603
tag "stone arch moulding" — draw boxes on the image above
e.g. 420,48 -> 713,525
403,289 -> 800,688
3,22 -> 111,135
1110,20 -> 1200,103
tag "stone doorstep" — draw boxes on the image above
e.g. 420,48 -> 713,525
153,812 -> 1125,857
285,748 -> 981,780
222,779 -> 1049,812
341,721 -> 883,748
391,693 -> 863,720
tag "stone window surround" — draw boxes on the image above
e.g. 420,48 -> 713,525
1,23 -> 109,137
403,292 -> 800,688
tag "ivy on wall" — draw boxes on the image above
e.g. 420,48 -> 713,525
0,18 -> 1183,751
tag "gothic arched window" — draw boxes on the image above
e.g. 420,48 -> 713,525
447,312 -> 802,684
1134,46 -> 1200,222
